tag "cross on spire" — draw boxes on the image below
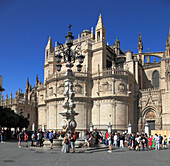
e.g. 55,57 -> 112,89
68,24 -> 72,31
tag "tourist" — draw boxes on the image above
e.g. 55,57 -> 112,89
18,131 -> 22,148
49,130 -> 54,149
105,131 -> 109,146
63,133 -> 70,153
39,130 -> 44,147
70,132 -> 76,153
163,135 -> 167,149
140,134 -> 146,151
148,135 -> 153,149
0,130 -> 5,143
98,132 -> 103,144
159,134 -> 163,148
127,134 -> 131,150
168,133 -> 170,147
145,133 -> 149,150
152,135 -> 155,149
32,133 -> 37,147
37,131 -> 41,146
82,131 -> 90,148
135,134 -> 140,151
31,132 -> 34,146
24,132 -> 29,148
108,133 -> 112,153
154,134 -> 160,150
113,133 -> 118,147
120,134 -> 124,148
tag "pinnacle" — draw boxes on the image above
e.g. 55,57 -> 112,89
46,36 -> 54,52
96,13 -> 105,30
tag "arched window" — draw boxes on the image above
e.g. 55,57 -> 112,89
97,32 -> 100,41
152,70 -> 159,88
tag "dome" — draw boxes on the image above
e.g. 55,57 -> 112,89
82,29 -> 90,33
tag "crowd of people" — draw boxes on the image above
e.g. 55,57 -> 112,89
81,131 -> 170,153
1,129 -> 170,154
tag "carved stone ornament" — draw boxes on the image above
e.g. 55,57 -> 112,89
69,120 -> 77,129
58,84 -> 65,95
118,83 -> 125,93
99,81 -> 111,93
145,111 -> 155,119
61,120 -> 67,129
74,83 -> 83,94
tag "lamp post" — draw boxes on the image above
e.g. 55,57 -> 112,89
56,25 -> 85,132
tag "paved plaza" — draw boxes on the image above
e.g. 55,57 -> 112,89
0,141 -> 170,166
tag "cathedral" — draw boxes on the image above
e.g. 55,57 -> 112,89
1,14 -> 170,134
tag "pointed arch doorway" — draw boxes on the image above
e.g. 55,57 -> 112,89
145,109 -> 156,135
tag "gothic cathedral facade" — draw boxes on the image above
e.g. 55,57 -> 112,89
37,14 -> 170,133
1,14 -> 170,133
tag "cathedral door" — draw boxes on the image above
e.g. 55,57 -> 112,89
147,120 -> 155,135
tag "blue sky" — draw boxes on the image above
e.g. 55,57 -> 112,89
0,0 -> 170,97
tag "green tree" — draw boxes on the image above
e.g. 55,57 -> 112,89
0,106 -> 29,129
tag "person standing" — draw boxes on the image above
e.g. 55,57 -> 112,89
148,135 -> 153,149
163,135 -> 167,149
49,130 -> 54,149
70,132 -> 76,153
113,133 -> 118,147
18,132 -> 22,148
82,131 -> 90,148
140,134 -> 146,151
159,134 -> 163,148
105,131 -> 109,146
135,134 -> 140,151
0,131 -> 5,143
24,132 -> 29,148
120,134 -> 124,148
154,134 -> 160,150
108,133 -> 112,153
63,133 -> 70,153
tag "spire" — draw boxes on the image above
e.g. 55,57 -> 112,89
46,36 -> 54,53
138,32 -> 143,53
96,13 -> 105,31
95,13 -> 106,42
36,74 -> 38,85
26,77 -> 29,89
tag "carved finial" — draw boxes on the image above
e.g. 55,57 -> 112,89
154,57 -> 156,63
147,48 -> 149,53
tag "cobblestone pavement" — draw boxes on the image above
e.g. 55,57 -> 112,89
0,142 -> 170,166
